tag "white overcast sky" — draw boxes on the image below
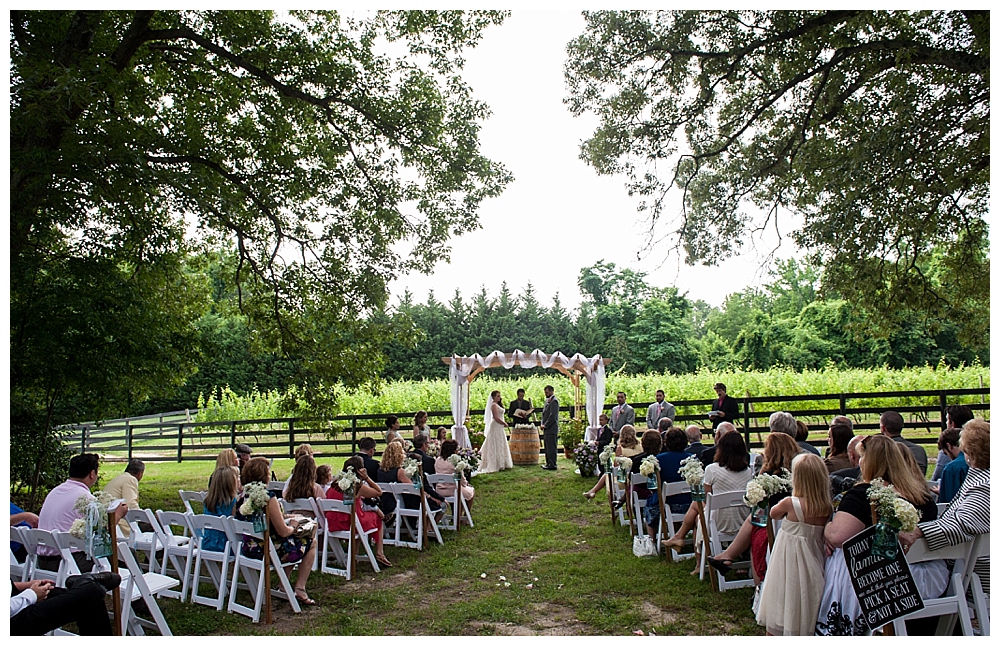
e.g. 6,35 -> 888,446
389,9 -> 798,311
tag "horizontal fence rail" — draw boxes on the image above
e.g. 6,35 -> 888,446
59,387 -> 989,463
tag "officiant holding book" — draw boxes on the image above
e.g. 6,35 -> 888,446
507,388 -> 535,426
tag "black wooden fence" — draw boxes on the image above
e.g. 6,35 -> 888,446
60,387 -> 989,463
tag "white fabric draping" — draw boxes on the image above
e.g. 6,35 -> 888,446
446,350 -> 607,445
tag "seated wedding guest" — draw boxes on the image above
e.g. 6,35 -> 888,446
931,405 -> 974,481
657,417 -> 673,444
282,444 -> 315,492
815,435 -> 943,636
413,410 -> 432,439
700,421 -> 736,466
316,465 -> 333,495
768,411 -> 798,439
325,456 -> 392,568
234,443 -> 254,471
880,410 -> 928,476
11,572 -> 122,636
376,441 -> 413,516
355,437 -> 381,475
685,425 -> 705,457
202,466 -> 239,552
213,448 -> 241,487
932,427 -> 968,504
283,455 -> 324,515
662,431 -> 753,553
582,424 -> 643,500
235,457 -> 318,606
642,429 -> 691,538
899,418 -> 989,596
410,434 -> 446,511
10,504 -> 38,563
755,453 -> 832,636
708,432 -> 800,583
434,440 -> 474,507
823,419 -> 854,473
795,419 -> 821,456
103,458 -> 144,539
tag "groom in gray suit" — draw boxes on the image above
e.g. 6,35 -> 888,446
541,385 -> 559,470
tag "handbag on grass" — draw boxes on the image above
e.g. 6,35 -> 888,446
632,535 -> 657,558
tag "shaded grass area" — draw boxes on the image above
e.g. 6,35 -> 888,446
141,457 -> 761,635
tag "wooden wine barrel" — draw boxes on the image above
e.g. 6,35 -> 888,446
509,426 -> 541,465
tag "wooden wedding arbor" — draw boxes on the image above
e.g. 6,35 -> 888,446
441,350 -> 612,448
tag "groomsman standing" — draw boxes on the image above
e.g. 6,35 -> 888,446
646,390 -> 676,430
611,391 -> 635,434
540,386 -> 559,471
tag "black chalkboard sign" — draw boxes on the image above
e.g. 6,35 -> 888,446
843,525 -> 924,629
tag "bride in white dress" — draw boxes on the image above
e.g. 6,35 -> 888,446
478,390 -> 513,474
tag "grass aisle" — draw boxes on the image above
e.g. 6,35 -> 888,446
147,457 -> 761,635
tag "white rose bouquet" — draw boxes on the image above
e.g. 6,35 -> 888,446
239,482 -> 270,516
334,466 -> 361,492
678,455 -> 705,486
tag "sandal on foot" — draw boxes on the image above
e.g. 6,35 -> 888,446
706,557 -> 733,575
294,590 -> 318,606
375,556 -> 393,568
661,538 -> 684,552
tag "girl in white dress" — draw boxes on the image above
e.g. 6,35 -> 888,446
755,453 -> 831,636
478,390 -> 513,474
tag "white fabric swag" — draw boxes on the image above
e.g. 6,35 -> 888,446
446,350 -> 607,448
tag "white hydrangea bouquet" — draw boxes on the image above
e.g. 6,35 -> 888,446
334,466 -> 361,492
70,491 -> 116,558
613,456 -> 633,472
678,455 -> 705,486
447,453 -> 471,475
639,455 -> 659,477
239,482 -> 270,515
867,478 -> 920,532
743,469 -> 792,506
598,444 -> 616,471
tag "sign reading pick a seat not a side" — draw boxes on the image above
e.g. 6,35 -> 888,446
843,525 -> 924,629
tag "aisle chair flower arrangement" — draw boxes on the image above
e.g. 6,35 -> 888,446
678,455 -> 706,501
333,466 -> 361,504
455,447 -> 480,477
69,490 -> 117,558
402,457 -> 422,490
598,445 -> 616,473
238,481 -> 271,531
867,478 -> 920,559
743,469 -> 791,527
613,456 -> 633,483
574,441 -> 599,476
639,454 -> 660,489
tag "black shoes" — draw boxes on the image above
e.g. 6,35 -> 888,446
707,557 -> 733,575
81,571 -> 123,592
541,465 -> 557,471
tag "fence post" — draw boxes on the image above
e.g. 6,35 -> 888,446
350,417 -> 357,455
126,421 -> 133,460
839,394 -> 847,417
81,426 -> 88,453
743,396 -> 751,432
177,424 -> 184,463
230,421 -> 237,449
939,390 -> 948,430
288,419 -> 295,458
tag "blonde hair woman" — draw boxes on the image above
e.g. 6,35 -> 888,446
617,425 -> 642,457
376,441 -> 415,517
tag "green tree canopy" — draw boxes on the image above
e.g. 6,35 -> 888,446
565,10 -> 989,344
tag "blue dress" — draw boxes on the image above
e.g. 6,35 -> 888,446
202,497 -> 236,552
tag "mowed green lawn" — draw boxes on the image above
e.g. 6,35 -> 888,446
136,457 -> 761,635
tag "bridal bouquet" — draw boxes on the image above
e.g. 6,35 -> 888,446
639,455 -> 659,477
743,469 -> 791,506
678,455 -> 705,487
334,466 -> 361,492
867,478 -> 920,532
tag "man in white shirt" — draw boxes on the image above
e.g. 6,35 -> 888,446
10,572 -> 121,635
646,390 -> 676,430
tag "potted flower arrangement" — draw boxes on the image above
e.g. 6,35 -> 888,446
465,417 -> 485,449
560,418 -> 585,460
573,441 -> 599,476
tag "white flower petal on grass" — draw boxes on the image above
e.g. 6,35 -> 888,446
526,584 -> 533,589
499,575 -> 506,581
533,577 -> 539,582
480,573 -> 487,579
503,582 -> 510,588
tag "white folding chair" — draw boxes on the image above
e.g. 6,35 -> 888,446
315,498 -> 381,579
179,490 -> 207,515
657,481 -> 696,561
882,533 -> 976,635
124,508 -> 166,573
188,514 -> 233,610
22,528 -> 67,585
702,490 -> 754,591
10,526 -> 28,581
608,466 -> 630,526
225,516 -> 302,621
383,483 -> 434,550
964,533 -> 990,636
117,541 -> 179,636
629,472 -> 652,540
155,510 -> 198,602
280,497 -> 323,571
427,473 -> 474,531
267,481 -> 285,494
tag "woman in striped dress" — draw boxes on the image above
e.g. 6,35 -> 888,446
899,418 -> 990,594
